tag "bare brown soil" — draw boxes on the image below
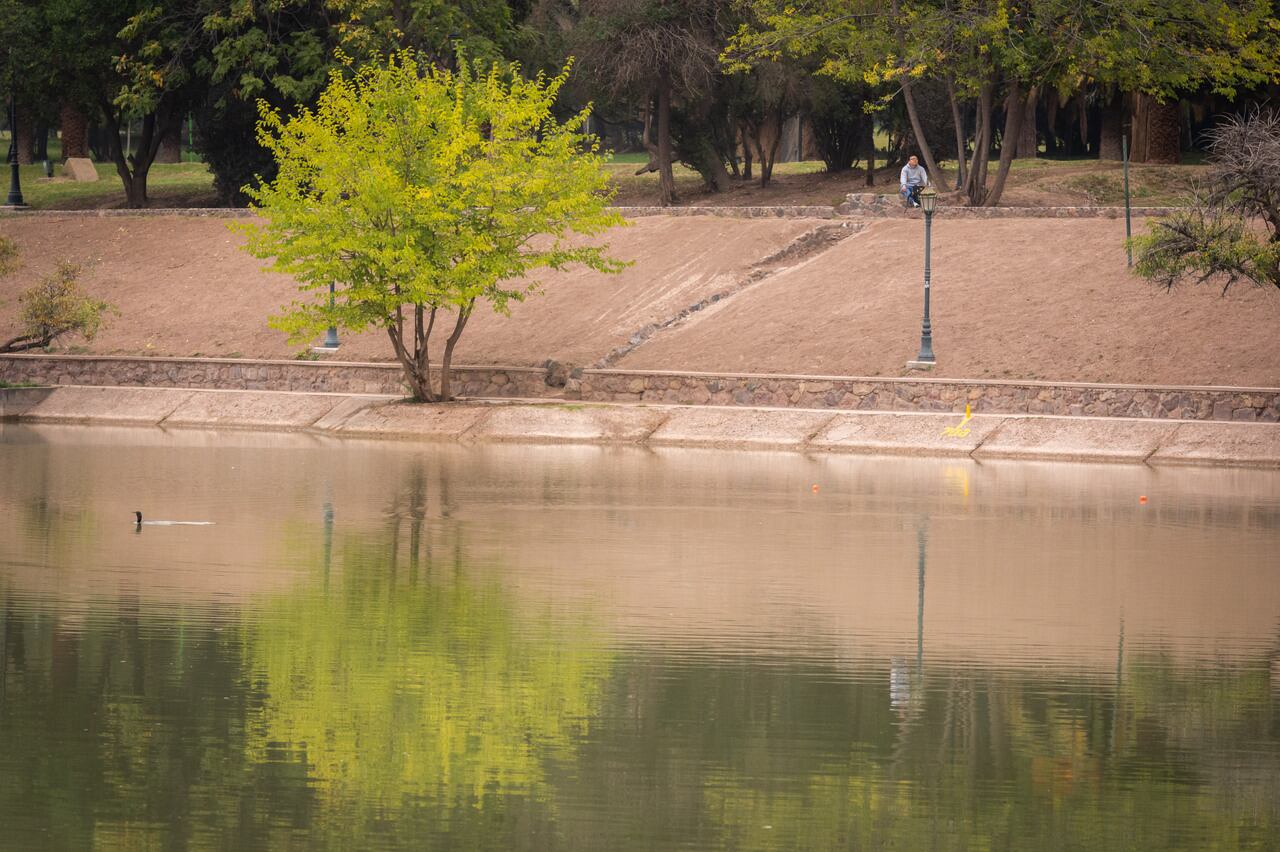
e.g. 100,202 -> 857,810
1,212 -> 1277,388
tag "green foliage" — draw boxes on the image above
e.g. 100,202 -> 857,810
1132,110 -> 1280,291
1132,207 -> 1280,292
188,0 -> 335,204
1,261 -> 116,352
240,51 -> 625,400
327,0 -> 519,66
1081,0 -> 1280,100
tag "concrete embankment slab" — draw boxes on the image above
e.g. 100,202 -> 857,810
161,390 -> 348,430
972,416 -> 1179,463
647,407 -> 835,449
0,386 -> 55,419
6,387 -> 1277,468
809,412 -> 1005,456
328,400 -> 493,440
308,395 -> 396,431
471,403 -> 667,443
1148,421 -> 1280,468
18,386 -> 194,424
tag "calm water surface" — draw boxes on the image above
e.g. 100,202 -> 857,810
1,423 -> 1278,851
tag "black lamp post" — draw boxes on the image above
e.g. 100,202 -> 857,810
322,281 -> 340,349
913,187 -> 937,366
6,61 -> 25,208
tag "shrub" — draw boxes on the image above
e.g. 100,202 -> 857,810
1,262 -> 116,352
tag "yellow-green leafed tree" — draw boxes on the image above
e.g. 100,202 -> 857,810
240,53 -> 626,401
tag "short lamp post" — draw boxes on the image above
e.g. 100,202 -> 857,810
322,280 -> 340,349
909,187 -> 938,368
314,281 -> 340,351
6,61 -> 26,208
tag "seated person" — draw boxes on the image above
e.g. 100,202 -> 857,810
899,155 -> 929,207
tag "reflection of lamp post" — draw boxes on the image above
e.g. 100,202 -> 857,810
322,499 -> 334,592
6,52 -> 26,208
916,520 -> 927,672
907,188 -> 937,369
1108,615 -> 1124,754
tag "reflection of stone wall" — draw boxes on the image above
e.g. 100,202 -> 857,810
3,355 -> 1277,422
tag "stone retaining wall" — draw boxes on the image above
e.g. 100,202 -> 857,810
0,206 -> 838,220
617,206 -> 836,219
572,370 -> 1280,423
1,203 -> 1184,221
3,355 -> 1277,422
836,193 -> 1180,219
0,354 -> 545,399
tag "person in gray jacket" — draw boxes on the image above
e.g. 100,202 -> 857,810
899,155 -> 929,207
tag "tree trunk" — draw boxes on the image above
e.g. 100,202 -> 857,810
707,156 -> 733,192
947,78 -> 967,189
1043,88 -> 1059,155
1139,94 -> 1181,164
387,324 -> 435,402
863,117 -> 875,185
901,78 -> 942,188
102,107 -> 173,208
1013,87 -> 1038,158
891,0 -> 941,183
964,80 -> 995,205
156,124 -> 181,164
982,81 -> 1027,207
14,108 -> 33,165
438,302 -> 473,402
760,114 -> 783,188
1098,97 -> 1125,161
34,124 -> 48,161
655,73 -> 676,206
59,104 -> 89,160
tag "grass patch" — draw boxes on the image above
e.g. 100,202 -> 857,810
0,379 -> 40,389
5,161 -> 218,210
0,235 -> 18,275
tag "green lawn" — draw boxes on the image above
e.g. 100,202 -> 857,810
3,161 -> 218,210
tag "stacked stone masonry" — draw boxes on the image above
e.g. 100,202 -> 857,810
2,202 -> 1184,222
836,193 -> 1180,219
2,356 -> 1277,423
0,355 -> 546,400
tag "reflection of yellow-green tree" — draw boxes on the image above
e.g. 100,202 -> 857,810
243,529 -> 613,847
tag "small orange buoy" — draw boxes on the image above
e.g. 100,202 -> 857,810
1139,495 -> 1148,504
812,484 -> 820,493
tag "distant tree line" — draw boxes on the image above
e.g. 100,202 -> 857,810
2,0 -> 1278,208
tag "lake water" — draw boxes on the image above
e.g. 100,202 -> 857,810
2,423 -> 1278,851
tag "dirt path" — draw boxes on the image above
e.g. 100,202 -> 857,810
2,212 -> 1277,387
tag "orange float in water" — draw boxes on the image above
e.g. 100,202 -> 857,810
1139,495 -> 1148,504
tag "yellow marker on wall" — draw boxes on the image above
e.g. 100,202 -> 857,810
942,404 -> 972,438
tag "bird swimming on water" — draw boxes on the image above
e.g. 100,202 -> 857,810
134,511 -> 215,527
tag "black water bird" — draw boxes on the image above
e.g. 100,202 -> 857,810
134,511 -> 215,527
